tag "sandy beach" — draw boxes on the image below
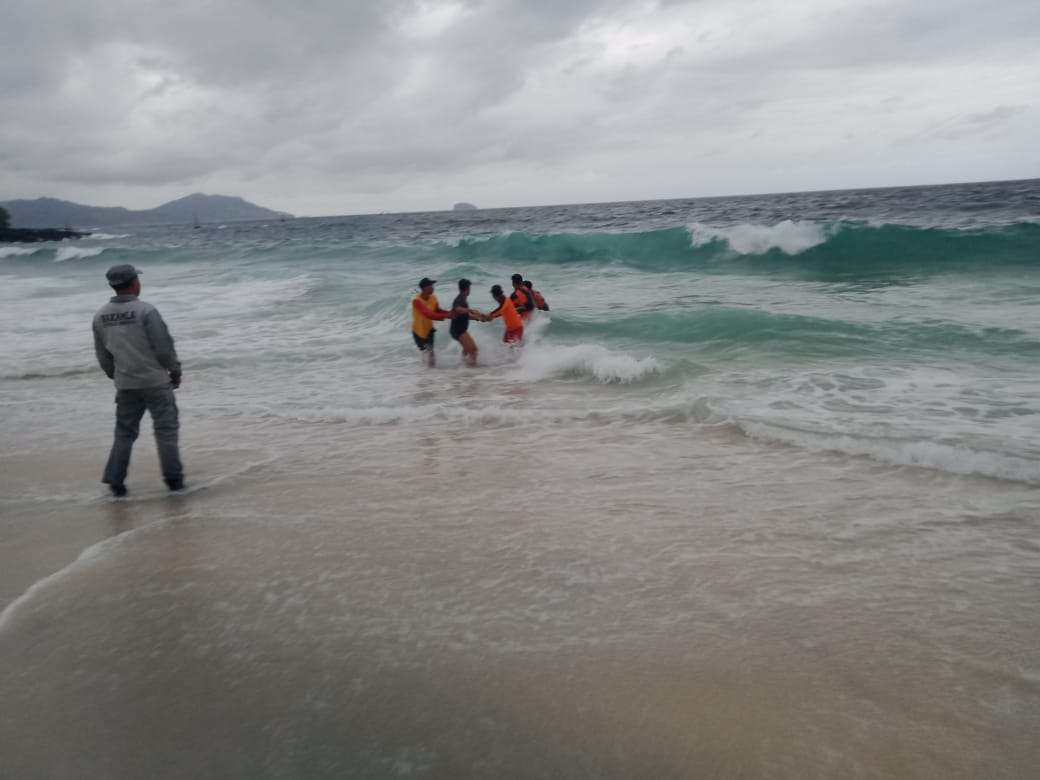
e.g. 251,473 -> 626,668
3,414 -> 1039,777
5,0 -> 1040,772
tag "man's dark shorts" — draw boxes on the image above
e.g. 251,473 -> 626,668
412,330 -> 435,351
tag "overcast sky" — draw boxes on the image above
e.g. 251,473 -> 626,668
2,0 -> 1038,215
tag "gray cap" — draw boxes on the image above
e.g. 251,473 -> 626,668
105,264 -> 141,287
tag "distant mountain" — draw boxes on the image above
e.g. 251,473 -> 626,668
0,193 -> 293,228
452,202 -> 478,211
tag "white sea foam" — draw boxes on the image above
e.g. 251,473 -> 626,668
514,343 -> 660,384
53,246 -> 105,262
738,420 -> 1040,483
0,246 -> 39,259
689,220 -> 829,255
282,403 -> 543,427
0,527 -> 138,635
88,233 -> 131,240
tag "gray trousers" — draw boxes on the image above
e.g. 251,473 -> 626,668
102,386 -> 182,486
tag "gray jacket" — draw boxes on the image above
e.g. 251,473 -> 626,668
93,295 -> 180,389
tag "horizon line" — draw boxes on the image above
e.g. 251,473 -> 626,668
4,173 -> 1038,221
297,174 -> 1040,219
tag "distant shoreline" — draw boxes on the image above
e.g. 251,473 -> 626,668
0,193 -> 290,230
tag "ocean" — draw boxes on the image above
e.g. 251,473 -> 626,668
2,179 -> 1039,777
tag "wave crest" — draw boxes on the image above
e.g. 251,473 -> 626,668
0,246 -> 41,259
514,343 -> 660,384
54,246 -> 105,262
738,420 -> 1040,484
689,219 -> 829,255
436,221 -> 1040,279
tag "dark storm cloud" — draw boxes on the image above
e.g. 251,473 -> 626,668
2,0 -> 1038,212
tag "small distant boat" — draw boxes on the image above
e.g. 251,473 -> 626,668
193,212 -> 201,230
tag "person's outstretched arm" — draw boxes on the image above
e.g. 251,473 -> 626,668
412,298 -> 451,321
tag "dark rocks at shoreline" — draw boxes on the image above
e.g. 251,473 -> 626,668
0,227 -> 90,243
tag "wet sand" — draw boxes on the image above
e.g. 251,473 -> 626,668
2,419 -> 1039,777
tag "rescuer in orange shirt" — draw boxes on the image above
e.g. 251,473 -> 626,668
487,284 -> 525,344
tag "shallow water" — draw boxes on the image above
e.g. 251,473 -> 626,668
2,179 -> 1039,776
2,417 -> 1039,777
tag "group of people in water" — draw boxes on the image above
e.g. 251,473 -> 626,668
89,263 -> 547,497
410,274 -> 549,366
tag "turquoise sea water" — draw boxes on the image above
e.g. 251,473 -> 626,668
3,178 -> 1039,482
2,180 -> 1040,777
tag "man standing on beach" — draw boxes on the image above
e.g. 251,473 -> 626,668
411,277 -> 452,367
92,264 -> 183,497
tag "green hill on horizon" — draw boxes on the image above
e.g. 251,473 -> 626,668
0,193 -> 293,228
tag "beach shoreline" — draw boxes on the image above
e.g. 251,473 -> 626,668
3,416 -> 1039,777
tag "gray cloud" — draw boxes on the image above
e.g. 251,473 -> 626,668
2,0 -> 1038,214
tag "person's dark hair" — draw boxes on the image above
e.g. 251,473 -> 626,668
458,278 -> 471,290
510,274 -> 523,284
523,280 -> 533,289
490,284 -> 504,296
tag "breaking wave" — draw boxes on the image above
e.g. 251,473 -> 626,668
688,219 -> 829,254
53,246 -> 105,262
441,221 -> 1040,280
0,246 -> 41,259
514,343 -> 660,384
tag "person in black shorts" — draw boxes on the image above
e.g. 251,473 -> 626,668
449,278 -> 486,366
410,277 -> 451,367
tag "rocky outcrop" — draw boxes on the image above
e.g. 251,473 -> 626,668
0,227 -> 89,243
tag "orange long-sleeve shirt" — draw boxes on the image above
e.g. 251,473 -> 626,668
489,296 -> 523,331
